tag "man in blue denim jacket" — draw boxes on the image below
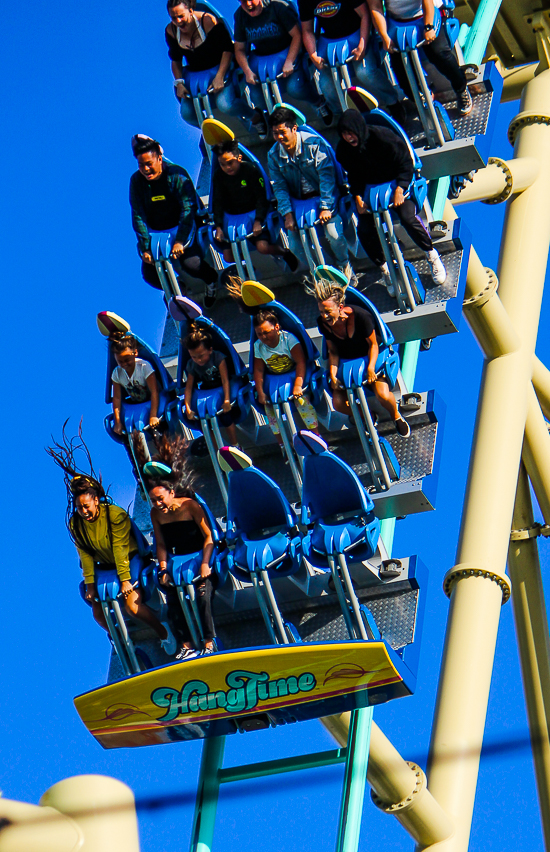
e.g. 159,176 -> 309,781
267,106 -> 353,279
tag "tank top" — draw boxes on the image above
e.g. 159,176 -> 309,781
160,519 -> 205,556
177,14 -> 207,49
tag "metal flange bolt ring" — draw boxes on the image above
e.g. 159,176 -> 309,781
462,267 -> 498,310
370,762 -> 424,813
510,522 -> 550,540
482,158 -> 514,205
508,111 -> 550,146
443,564 -> 512,605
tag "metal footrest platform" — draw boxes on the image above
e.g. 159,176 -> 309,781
413,61 -> 503,179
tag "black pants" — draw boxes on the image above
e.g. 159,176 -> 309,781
390,28 -> 466,97
164,575 -> 217,644
142,243 -> 217,291
357,199 -> 433,267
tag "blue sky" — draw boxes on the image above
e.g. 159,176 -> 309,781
2,1 -> 550,849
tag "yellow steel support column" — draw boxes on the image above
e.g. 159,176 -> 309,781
426,46 -> 550,852
508,465 -> 550,849
532,355 -> 550,419
500,62 -> 537,102
451,156 -> 539,206
321,715 -> 453,847
40,775 -> 140,852
524,384 -> 550,524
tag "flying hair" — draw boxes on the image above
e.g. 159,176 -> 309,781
304,277 -> 346,307
132,432 -> 196,499
225,276 -> 269,317
46,420 -> 115,554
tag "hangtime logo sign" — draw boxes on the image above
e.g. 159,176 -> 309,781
151,669 -> 317,721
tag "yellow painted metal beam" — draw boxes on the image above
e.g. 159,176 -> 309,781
508,465 -> 550,849
321,715 -> 454,846
427,59 -> 550,852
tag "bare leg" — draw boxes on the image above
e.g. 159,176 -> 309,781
331,388 -> 350,415
371,380 -> 400,420
124,589 -> 167,639
91,600 -> 109,632
255,239 -> 288,258
225,422 -> 239,446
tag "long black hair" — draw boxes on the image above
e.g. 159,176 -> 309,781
46,420 -> 115,556
133,432 -> 196,499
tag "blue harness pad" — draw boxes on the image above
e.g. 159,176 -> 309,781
185,65 -> 221,98
249,49 -> 287,81
317,29 -> 360,65
387,8 -> 442,51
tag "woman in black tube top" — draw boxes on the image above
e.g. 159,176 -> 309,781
142,435 -> 218,661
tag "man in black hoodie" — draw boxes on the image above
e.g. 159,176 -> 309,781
335,110 -> 445,296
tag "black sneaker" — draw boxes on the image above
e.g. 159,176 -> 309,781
204,281 -> 217,309
252,108 -> 268,140
458,87 -> 473,116
283,249 -> 299,272
394,416 -> 411,438
318,101 -> 333,127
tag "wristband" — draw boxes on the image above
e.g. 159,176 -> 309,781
173,78 -> 185,86
424,23 -> 434,31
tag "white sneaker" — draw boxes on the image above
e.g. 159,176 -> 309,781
427,251 -> 447,285
381,264 -> 396,298
160,622 -> 177,655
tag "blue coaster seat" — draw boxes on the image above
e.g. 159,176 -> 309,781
249,298 -> 323,408
226,466 -> 302,583
104,334 -> 176,444
299,445 -> 380,566
173,309 -> 252,429
320,286 -> 399,391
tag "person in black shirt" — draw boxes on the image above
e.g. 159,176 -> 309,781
234,0 -> 330,137
211,139 -> 298,271
335,110 -> 446,294
299,0 -> 399,111
129,136 -> 218,307
309,277 -> 410,435
165,0 -> 255,130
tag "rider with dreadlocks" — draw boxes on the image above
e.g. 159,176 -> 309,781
47,423 -> 177,655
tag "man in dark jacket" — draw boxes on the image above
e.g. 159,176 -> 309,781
129,135 -> 218,306
211,139 -> 298,271
335,110 -> 446,295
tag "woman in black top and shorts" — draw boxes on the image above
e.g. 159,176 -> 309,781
309,277 -> 410,436
143,435 -> 219,659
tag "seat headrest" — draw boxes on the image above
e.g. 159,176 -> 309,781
241,280 -> 276,307
97,311 -> 131,338
169,296 -> 203,322
314,264 -> 349,289
293,430 -> 328,456
218,446 -> 253,473
143,461 -> 172,477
